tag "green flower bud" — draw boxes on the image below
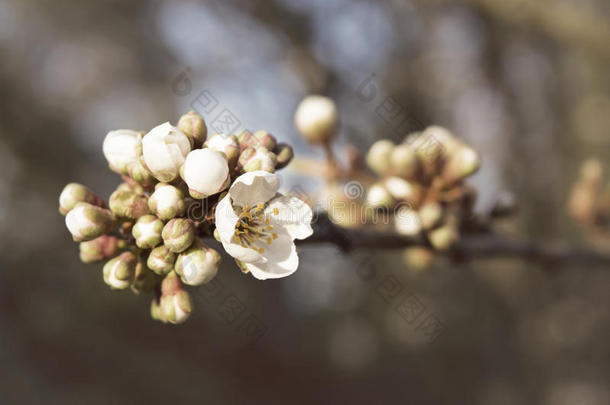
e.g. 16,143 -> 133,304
175,241 -> 220,286
160,271 -> 192,324
390,143 -> 419,179
150,298 -> 167,323
236,130 -> 254,152
116,181 -> 145,195
109,189 -> 149,219
205,133 -> 240,166
131,259 -> 160,294
177,110 -> 207,148
274,143 -> 294,169
237,146 -> 277,173
294,95 -> 338,144
132,215 -> 164,249
419,202 -> 443,230
65,202 -> 117,242
365,183 -> 394,209
366,140 -> 394,176
252,130 -> 277,150
103,251 -> 137,290
441,145 -> 480,185
162,218 -> 195,253
127,160 -> 156,187
79,235 -> 126,263
59,183 -> 105,215
147,245 -> 176,275
427,224 -> 459,251
148,184 -> 186,220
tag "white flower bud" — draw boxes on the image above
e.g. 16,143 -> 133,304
65,202 -> 117,242
103,252 -> 137,290
132,215 -> 164,249
294,95 -> 338,144
383,177 -> 422,205
59,183 -> 105,215
237,146 -> 277,174
160,271 -> 192,324
183,148 -> 230,199
394,206 -> 422,237
147,245 -> 176,275
102,130 -> 142,174
365,183 -> 394,209
366,140 -> 394,176
175,241 -> 220,286
390,143 -> 419,179
205,133 -> 240,166
148,184 -> 186,220
142,122 -> 191,182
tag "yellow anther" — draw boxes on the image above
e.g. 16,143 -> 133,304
273,208 -> 279,215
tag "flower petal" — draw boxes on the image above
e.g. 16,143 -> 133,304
265,195 -> 313,240
215,195 -> 262,263
228,171 -> 279,207
245,232 -> 299,280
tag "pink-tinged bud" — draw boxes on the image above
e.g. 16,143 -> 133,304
102,129 -> 143,175
294,95 -> 338,144
59,183 -> 105,215
160,271 -> 192,324
205,133 -> 240,166
65,202 -> 117,242
252,130 -> 277,150
175,240 -> 220,286
142,122 -> 191,182
274,143 -> 294,169
390,143 -> 419,179
237,146 -> 277,173
147,245 -> 176,275
131,259 -> 160,294
132,215 -> 164,249
236,130 -> 255,152
148,184 -> 186,220
177,110 -> 207,148
183,148 -> 230,199
419,202 -> 443,230
162,218 -> 195,253
427,224 -> 459,251
103,251 -> 137,290
366,140 -> 394,176
109,189 -> 149,219
442,145 -> 480,185
79,235 -> 126,263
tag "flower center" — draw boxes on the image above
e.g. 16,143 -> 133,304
232,203 -> 278,253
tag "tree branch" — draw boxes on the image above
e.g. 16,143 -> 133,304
298,212 -> 610,268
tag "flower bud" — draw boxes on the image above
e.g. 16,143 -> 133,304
442,145 -> 480,185
390,143 -> 419,179
117,181 -> 145,195
79,235 -> 126,263
59,183 -> 105,215
183,148 -> 230,199
427,224 -> 459,251
102,129 -> 142,174
177,110 -> 207,148
65,203 -> 117,242
237,146 -> 277,173
127,160 -> 156,187
274,143 -> 294,169
580,158 -> 604,186
402,246 -> 435,271
109,189 -> 149,219
148,184 -> 186,220
150,298 -> 167,323
383,177 -> 422,205
147,245 -> 176,275
175,241 -> 220,286
319,184 -> 363,228
365,183 -> 394,209
366,140 -> 394,176
132,215 -> 164,249
142,122 -> 191,182
419,202 -> 443,230
394,206 -> 422,237
251,130 -> 277,150
417,126 -> 460,157
103,251 -> 137,290
294,95 -> 338,144
162,218 -> 195,253
131,259 -> 160,294
160,271 -> 192,324
205,133 -> 240,166
236,130 -> 255,152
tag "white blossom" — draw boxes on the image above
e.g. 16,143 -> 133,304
142,122 -> 191,182
102,129 -> 142,174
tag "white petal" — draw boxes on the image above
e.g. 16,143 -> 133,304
215,194 -> 262,263
265,195 -> 313,240
183,149 -> 229,197
245,233 -> 299,280
229,171 -> 279,207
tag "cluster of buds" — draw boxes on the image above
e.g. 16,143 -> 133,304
59,110 -> 296,324
568,158 -> 610,231
363,126 -> 480,267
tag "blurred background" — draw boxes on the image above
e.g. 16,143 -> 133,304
1,0 -> 610,403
